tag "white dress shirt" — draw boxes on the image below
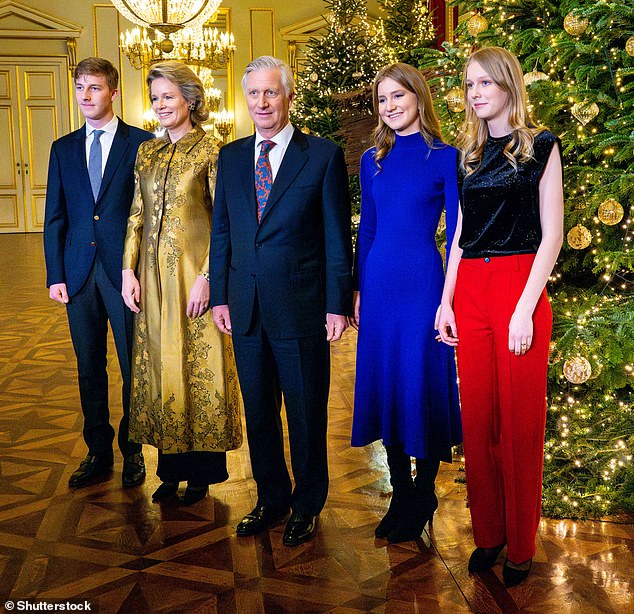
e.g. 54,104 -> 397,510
253,122 -> 295,182
85,115 -> 119,177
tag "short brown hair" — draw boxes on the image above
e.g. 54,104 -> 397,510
74,57 -> 119,91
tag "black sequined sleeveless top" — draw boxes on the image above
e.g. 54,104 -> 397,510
458,130 -> 560,258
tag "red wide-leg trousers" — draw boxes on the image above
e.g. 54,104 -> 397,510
454,254 -> 552,563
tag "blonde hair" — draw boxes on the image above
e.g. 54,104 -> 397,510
371,63 -> 443,167
147,61 -> 209,125
458,47 -> 544,175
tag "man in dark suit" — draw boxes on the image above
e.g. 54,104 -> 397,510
44,57 -> 153,489
211,56 -> 353,546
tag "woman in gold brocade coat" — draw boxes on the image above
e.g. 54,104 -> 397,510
122,61 -> 242,505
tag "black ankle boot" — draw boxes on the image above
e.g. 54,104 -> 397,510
386,483 -> 436,543
377,444 -> 414,539
375,489 -> 405,538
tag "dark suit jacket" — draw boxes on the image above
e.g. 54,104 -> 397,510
210,127 -> 353,339
44,119 -> 153,297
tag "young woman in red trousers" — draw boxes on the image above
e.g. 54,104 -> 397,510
436,47 -> 564,588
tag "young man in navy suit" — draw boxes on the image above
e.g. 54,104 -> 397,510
44,57 -> 153,489
211,56 -> 353,546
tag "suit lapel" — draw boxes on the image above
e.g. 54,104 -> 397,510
72,127 -> 94,200
97,120 -> 130,204
240,135 -> 257,214
258,128 -> 309,225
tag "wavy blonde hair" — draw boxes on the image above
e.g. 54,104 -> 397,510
147,61 -> 209,125
458,47 -> 544,175
372,63 -> 443,167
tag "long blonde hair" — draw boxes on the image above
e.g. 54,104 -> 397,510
458,47 -> 543,175
372,63 -> 443,167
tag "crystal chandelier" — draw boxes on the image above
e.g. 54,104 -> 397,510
120,24 -> 235,70
112,0 -> 222,46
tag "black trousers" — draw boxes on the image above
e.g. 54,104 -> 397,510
65,259 -> 140,459
231,298 -> 330,516
157,451 -> 228,485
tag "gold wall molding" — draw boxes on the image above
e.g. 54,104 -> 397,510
249,8 -> 275,61
0,1 -> 81,71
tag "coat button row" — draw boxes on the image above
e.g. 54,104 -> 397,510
94,215 -> 99,221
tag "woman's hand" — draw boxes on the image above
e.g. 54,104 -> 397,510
435,303 -> 459,346
348,291 -> 360,330
508,310 -> 533,355
122,269 -> 141,313
187,275 -> 210,318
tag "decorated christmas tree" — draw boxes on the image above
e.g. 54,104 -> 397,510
418,0 -> 634,518
292,0 -> 389,214
377,0 -> 436,65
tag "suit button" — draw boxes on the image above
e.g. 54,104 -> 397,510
90,241 -> 96,246
93,215 -> 100,221
255,243 -> 262,249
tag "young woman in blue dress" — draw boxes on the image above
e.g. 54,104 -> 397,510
350,63 -> 462,543
436,47 -> 564,587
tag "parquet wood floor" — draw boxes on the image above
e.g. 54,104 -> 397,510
0,233 -> 632,613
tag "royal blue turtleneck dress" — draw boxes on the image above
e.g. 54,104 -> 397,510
351,132 -> 462,461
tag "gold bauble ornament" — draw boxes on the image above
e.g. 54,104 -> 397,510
563,12 -> 589,37
524,70 -> 549,86
597,198 -> 624,225
571,100 -> 599,126
563,356 -> 592,384
567,224 -> 592,250
626,36 -> 634,57
446,87 -> 465,113
310,72 -> 318,82
467,13 -> 488,37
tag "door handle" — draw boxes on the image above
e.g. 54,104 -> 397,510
16,161 -> 20,176
24,162 -> 29,175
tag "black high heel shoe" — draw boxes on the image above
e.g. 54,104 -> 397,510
468,544 -> 505,572
152,481 -> 179,502
503,558 -> 532,587
181,484 -> 209,506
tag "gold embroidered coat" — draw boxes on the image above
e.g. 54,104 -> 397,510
123,126 -> 242,454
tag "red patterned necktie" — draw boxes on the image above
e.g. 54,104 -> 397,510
255,140 -> 276,222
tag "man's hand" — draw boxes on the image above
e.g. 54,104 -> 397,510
122,269 -> 141,313
326,313 -> 348,342
49,283 -> 69,304
212,304 -> 232,335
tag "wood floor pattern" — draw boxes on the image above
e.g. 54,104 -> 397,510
0,233 -> 632,613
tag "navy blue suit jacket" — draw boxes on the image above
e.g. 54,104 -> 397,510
44,119 -> 153,297
210,127 -> 353,339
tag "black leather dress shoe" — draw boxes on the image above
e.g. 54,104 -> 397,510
236,504 -> 290,537
122,452 -> 146,487
68,455 -> 113,489
282,512 -> 317,547
180,484 -> 209,506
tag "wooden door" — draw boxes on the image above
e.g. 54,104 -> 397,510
0,58 -> 69,232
